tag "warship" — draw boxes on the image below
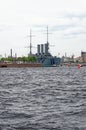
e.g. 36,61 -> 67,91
0,27 -> 61,68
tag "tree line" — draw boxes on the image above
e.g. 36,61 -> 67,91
0,56 -> 37,63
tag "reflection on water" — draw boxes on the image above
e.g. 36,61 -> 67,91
0,67 -> 86,130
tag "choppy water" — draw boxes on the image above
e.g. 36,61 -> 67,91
0,66 -> 86,130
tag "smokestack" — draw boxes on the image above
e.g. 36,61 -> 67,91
37,44 -> 40,55
15,53 -> 17,58
10,49 -> 12,58
41,44 -> 44,54
45,44 -> 48,54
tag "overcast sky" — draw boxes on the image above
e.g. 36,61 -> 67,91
0,0 -> 86,57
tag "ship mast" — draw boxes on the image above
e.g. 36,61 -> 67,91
27,29 -> 34,56
47,26 -> 49,52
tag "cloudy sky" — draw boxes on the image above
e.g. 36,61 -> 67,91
0,0 -> 86,57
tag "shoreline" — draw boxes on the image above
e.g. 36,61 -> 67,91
0,63 -> 42,68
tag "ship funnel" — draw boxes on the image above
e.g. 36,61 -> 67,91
41,44 -> 44,54
37,44 -> 40,55
45,43 -> 48,54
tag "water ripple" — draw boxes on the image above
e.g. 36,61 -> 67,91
0,67 -> 86,129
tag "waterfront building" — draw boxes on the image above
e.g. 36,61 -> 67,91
81,52 -> 86,63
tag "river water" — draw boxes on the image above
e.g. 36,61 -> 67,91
0,66 -> 86,130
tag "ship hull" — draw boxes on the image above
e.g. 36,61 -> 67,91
0,63 -> 42,68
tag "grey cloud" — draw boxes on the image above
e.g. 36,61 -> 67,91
0,25 -> 11,32
64,13 -> 86,19
51,24 -> 76,31
64,31 -> 86,38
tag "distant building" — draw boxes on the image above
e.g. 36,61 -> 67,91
61,55 -> 74,63
74,56 -> 82,63
81,52 -> 86,63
